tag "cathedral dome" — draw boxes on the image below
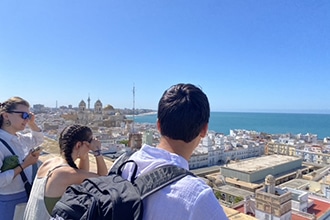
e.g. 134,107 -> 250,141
104,104 -> 114,111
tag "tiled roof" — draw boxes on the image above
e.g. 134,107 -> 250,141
307,197 -> 330,218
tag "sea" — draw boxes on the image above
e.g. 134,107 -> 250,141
131,112 -> 330,140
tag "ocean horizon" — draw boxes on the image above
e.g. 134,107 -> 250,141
129,112 -> 330,140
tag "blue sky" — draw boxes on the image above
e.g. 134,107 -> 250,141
1,1 -> 329,113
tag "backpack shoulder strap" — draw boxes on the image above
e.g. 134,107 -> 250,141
134,165 -> 195,200
108,150 -> 136,175
0,138 -> 15,155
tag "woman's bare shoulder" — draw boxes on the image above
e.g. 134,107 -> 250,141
38,157 -> 65,177
54,166 -> 100,186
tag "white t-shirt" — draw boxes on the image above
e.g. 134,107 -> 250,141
121,144 -> 228,220
0,129 -> 44,194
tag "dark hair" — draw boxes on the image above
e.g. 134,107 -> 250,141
157,83 -> 210,143
59,124 -> 92,169
0,97 -> 30,127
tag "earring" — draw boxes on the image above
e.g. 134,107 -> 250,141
4,119 -> 11,127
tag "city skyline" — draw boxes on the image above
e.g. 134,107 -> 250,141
1,1 -> 330,114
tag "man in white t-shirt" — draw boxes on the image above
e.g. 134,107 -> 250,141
122,83 -> 228,220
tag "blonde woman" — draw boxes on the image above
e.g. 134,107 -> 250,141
0,96 -> 44,220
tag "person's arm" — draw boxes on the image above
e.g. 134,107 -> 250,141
89,139 -> 107,176
0,170 -> 14,187
94,154 -> 107,176
28,112 -> 44,146
16,152 -> 40,178
0,154 -> 15,187
27,113 -> 42,132
13,164 -> 25,178
78,153 -> 90,172
20,113 -> 44,148
0,151 -> 39,187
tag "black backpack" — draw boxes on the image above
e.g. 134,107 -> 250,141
51,155 -> 194,220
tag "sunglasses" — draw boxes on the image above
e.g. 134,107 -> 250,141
83,137 -> 93,143
87,137 -> 93,143
8,111 -> 31,120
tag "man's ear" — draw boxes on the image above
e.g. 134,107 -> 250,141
157,120 -> 161,132
200,124 -> 208,138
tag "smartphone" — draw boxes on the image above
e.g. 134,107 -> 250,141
31,146 -> 43,154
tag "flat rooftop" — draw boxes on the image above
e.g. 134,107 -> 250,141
216,185 -> 254,198
279,178 -> 323,194
223,155 -> 301,173
279,179 -> 310,189
191,165 -> 221,176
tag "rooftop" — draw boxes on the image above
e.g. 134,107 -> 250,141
223,206 -> 257,219
279,179 -> 310,189
216,185 -> 255,198
307,196 -> 330,218
224,155 -> 301,173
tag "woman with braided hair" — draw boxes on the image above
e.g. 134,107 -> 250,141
23,124 -> 108,220
0,96 -> 44,220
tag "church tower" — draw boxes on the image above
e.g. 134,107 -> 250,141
78,100 -> 86,112
77,100 -> 88,124
255,175 -> 292,220
94,99 -> 102,114
94,99 -> 103,121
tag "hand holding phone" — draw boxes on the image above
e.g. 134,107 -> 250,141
31,146 -> 43,154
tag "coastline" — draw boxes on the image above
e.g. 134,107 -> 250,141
125,111 -> 157,117
128,112 -> 330,139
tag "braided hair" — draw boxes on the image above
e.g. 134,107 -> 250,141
0,97 -> 30,127
59,124 -> 92,169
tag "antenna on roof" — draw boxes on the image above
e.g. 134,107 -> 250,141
87,93 -> 91,110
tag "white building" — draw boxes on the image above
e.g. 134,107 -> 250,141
188,132 -> 265,169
